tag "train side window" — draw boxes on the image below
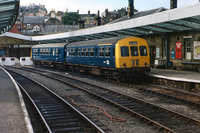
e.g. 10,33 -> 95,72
78,48 -> 81,57
85,48 -> 89,57
56,49 -> 58,56
121,46 -> 129,57
105,47 -> 111,57
139,46 -> 147,56
113,48 -> 115,57
131,46 -> 138,56
46,49 -> 49,55
67,49 -> 69,56
59,49 -> 61,56
99,47 -> 104,57
72,48 -> 75,57
53,49 -> 55,56
95,48 -> 98,57
90,47 -> 94,57
76,48 -> 78,56
81,48 -> 85,57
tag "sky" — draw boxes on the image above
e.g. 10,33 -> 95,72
20,0 -> 199,14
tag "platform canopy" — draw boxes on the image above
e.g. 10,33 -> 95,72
1,2 -> 200,43
0,0 -> 20,35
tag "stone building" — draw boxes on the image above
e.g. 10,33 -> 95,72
21,16 -> 49,35
80,11 -> 96,25
19,3 -> 47,17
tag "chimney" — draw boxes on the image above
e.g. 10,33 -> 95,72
95,10 -> 101,26
128,0 -> 134,18
88,10 -> 90,15
170,0 -> 177,9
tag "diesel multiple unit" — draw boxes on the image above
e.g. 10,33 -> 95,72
31,36 -> 150,81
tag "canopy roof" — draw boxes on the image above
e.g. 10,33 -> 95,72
1,2 -> 200,43
0,0 -> 20,34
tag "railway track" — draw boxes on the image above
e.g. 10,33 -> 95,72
8,70 -> 105,133
6,66 -> 200,133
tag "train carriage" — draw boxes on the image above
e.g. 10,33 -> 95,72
66,36 -> 150,81
31,43 -> 67,68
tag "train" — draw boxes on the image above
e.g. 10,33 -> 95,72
31,36 -> 150,82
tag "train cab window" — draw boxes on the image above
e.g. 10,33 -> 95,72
131,46 -> 138,56
99,47 -> 104,57
85,48 -> 89,57
90,47 -> 94,57
139,46 -> 147,56
121,46 -> 129,57
105,47 -> 111,57
81,48 -> 85,57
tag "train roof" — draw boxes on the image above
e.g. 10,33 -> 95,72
67,36 -> 131,47
32,43 -> 67,48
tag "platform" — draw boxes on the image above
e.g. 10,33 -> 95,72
149,69 -> 200,83
0,67 -> 33,133
147,68 -> 200,92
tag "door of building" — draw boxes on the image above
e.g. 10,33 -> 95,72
149,46 -> 156,68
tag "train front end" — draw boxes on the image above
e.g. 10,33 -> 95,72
115,37 -> 150,80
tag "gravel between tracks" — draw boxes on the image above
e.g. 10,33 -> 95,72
8,67 -> 200,133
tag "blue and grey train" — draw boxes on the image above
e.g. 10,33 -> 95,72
31,36 -> 150,81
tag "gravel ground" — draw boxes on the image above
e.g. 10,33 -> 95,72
7,67 -> 200,132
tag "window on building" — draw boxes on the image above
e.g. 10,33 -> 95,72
27,24 -> 31,29
105,47 -> 111,57
130,46 -> 138,56
139,46 -> 147,56
90,47 -> 94,57
121,46 -> 129,57
99,47 -> 104,57
85,48 -> 89,57
162,38 -> 166,58
184,38 -> 191,60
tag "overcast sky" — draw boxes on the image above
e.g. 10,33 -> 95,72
20,0 -> 199,14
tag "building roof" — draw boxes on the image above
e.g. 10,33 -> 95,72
32,43 -> 67,48
23,16 -> 49,24
67,36 -> 129,47
0,0 -> 20,34
110,7 -> 167,24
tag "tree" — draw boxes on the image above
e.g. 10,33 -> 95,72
62,12 -> 80,25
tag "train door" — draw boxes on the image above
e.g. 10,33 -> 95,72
149,46 -> 156,68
